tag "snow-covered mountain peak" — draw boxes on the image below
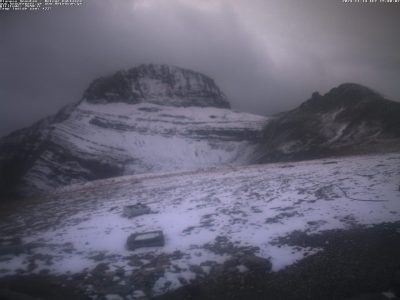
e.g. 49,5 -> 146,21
0,66 -> 266,198
83,64 -> 230,108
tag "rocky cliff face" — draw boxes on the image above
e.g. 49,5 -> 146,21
83,64 -> 230,108
255,83 -> 400,162
0,65 -> 266,198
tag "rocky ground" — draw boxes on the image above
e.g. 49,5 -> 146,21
157,222 -> 400,300
0,153 -> 399,299
1,222 -> 400,300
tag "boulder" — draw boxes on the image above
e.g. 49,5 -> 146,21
238,254 -> 272,273
122,204 -> 152,219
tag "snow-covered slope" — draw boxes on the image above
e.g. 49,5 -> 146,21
25,102 -> 265,191
0,65 -> 267,198
256,83 -> 400,163
0,153 -> 399,298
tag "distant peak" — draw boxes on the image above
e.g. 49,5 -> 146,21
135,63 -> 178,71
328,83 -> 381,99
82,64 -> 230,109
300,83 -> 383,112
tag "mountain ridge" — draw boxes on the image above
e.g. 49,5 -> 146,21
256,82 -> 400,163
1,66 -> 400,200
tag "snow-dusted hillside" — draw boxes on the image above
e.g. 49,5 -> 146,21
0,65 -> 267,197
22,101 -> 265,193
0,153 -> 399,298
256,83 -> 400,163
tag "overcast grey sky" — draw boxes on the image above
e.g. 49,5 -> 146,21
1,0 -> 399,137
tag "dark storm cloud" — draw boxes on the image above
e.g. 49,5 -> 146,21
1,0 -> 400,137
